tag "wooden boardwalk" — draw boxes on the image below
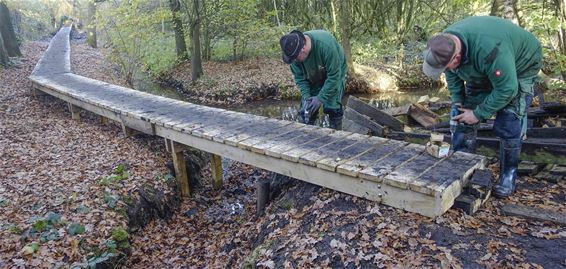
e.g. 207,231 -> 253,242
28,26 -> 486,217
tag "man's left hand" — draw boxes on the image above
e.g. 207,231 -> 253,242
453,108 -> 479,125
306,96 -> 322,115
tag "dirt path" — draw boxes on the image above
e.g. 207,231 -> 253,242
1,39 -> 565,268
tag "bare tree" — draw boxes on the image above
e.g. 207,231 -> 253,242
0,32 -> 9,67
86,0 -> 97,48
190,0 -> 203,81
0,2 -> 21,57
170,0 -> 188,61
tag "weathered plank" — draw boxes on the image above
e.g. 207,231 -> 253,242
383,104 -> 411,116
211,154 -> 223,189
336,140 -> 407,177
359,144 -> 425,183
265,128 -> 335,158
281,130 -> 350,162
248,125 -> 318,154
347,95 -> 404,131
408,103 -> 438,128
384,150 -> 443,190
172,141 -> 190,197
342,118 -> 370,135
226,120 -> 299,148
501,204 -> 566,225
316,135 -> 388,172
343,107 -> 384,136
299,133 -> 362,166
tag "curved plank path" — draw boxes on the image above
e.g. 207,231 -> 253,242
29,26 -> 486,217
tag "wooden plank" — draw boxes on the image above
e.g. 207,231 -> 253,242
347,95 -> 404,131
281,130 -> 350,162
359,144 -> 425,183
336,140 -> 407,177
154,125 -> 446,217
316,135 -> 388,171
408,103 -> 438,128
383,104 -> 411,116
248,125 -> 317,154
171,141 -> 190,197
265,128 -> 334,158
224,120 -> 297,147
299,133 -> 362,166
119,114 -> 155,135
384,149 -> 443,191
501,204 -> 566,225
211,154 -> 223,189
237,122 -> 308,154
342,118 -> 370,135
343,107 -> 384,136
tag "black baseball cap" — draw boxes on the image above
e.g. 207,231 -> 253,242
422,34 -> 456,79
280,30 -> 305,64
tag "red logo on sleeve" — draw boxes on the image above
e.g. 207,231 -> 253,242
495,70 -> 502,77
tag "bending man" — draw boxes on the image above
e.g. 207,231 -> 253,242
422,16 -> 542,198
279,30 -> 347,130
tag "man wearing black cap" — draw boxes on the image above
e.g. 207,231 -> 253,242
280,30 -> 347,130
422,16 -> 542,198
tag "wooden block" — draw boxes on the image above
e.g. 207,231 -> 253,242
467,169 -> 493,199
211,154 -> 223,189
343,107 -> 384,136
501,204 -> 566,225
100,116 -> 109,125
452,193 -> 482,215
121,122 -> 136,137
346,95 -> 404,131
342,118 -> 370,135
171,141 -> 190,197
408,103 -> 438,128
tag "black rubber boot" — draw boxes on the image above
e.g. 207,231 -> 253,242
494,138 -> 522,198
329,115 -> 343,130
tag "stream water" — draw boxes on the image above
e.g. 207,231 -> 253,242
131,71 -> 450,120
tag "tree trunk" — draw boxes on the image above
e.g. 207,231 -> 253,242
169,0 -> 188,61
0,32 -> 9,67
273,0 -> 281,26
555,0 -> 566,79
490,0 -> 503,16
0,2 -> 21,57
503,0 -> 518,24
86,0 -> 97,48
339,0 -> 353,74
191,0 -> 203,81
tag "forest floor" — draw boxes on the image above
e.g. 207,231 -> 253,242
1,36 -> 565,268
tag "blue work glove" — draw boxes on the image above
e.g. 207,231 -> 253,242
306,96 -> 321,115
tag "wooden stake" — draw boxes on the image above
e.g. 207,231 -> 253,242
100,116 -> 108,125
256,179 -> 270,216
211,154 -> 223,189
121,122 -> 135,137
67,102 -> 80,121
171,141 -> 190,197
164,138 -> 172,153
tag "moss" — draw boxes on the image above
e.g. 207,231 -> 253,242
111,228 -> 129,242
476,146 -> 497,157
521,149 -> 566,165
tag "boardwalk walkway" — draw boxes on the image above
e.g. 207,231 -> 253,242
29,26 -> 486,217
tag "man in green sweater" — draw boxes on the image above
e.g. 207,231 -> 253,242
280,30 -> 347,130
422,16 -> 542,198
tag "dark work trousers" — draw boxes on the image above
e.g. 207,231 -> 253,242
493,94 -> 532,140
299,106 -> 344,129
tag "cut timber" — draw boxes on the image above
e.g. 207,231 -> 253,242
342,118 -> 370,135
346,95 -> 404,131
343,107 -> 384,136
452,169 -> 492,215
501,204 -> 566,225
383,104 -> 411,116
211,154 -> 223,189
171,141 -> 190,197
518,161 -> 543,176
408,103 -> 438,128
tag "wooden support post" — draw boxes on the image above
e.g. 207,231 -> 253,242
164,138 -> 172,153
100,116 -> 108,125
256,179 -> 270,216
121,122 -> 135,137
211,154 -> 223,189
67,102 -> 80,121
171,141 -> 190,197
